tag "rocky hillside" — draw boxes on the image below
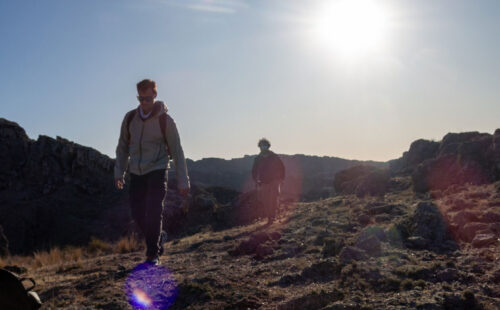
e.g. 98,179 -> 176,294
14,181 -> 500,309
0,118 -> 126,255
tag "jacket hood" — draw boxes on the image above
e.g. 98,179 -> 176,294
156,100 -> 168,114
137,100 -> 168,120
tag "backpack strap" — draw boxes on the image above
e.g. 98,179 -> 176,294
126,109 -> 137,144
126,108 -> 171,159
159,112 -> 172,159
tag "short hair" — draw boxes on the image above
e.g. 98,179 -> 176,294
137,79 -> 157,94
258,138 -> 271,148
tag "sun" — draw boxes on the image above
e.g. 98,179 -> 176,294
312,0 -> 389,58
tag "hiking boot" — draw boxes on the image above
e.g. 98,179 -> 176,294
144,255 -> 160,266
158,230 -> 168,256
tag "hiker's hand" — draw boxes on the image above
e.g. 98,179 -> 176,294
115,178 -> 124,190
179,188 -> 189,197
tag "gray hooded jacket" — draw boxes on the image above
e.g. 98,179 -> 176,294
114,101 -> 190,190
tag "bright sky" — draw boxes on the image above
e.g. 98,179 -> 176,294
1,0 -> 499,161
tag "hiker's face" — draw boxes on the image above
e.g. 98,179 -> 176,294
259,144 -> 269,152
137,88 -> 156,109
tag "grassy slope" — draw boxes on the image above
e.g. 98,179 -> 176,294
12,184 -> 500,309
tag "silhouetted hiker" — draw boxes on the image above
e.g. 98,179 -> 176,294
115,79 -> 190,265
252,138 -> 285,224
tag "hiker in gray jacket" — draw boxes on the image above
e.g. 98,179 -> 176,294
114,79 -> 190,265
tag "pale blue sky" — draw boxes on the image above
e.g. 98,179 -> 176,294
1,0 -> 499,161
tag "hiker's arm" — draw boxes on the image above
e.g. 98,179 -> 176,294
114,113 -> 130,183
165,115 -> 190,192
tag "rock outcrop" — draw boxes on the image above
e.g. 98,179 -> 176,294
0,118 -> 125,254
390,129 -> 500,193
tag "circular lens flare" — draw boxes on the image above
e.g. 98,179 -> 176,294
124,263 -> 177,310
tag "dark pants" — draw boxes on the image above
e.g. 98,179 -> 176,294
129,169 -> 167,258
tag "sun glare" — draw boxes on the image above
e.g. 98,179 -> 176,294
313,0 -> 389,58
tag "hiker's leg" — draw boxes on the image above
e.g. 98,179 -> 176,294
273,182 -> 281,218
261,183 -> 274,222
144,169 -> 167,258
129,173 -> 148,236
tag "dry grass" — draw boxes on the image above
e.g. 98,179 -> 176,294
32,246 -> 83,269
87,237 -> 111,254
0,235 -> 145,272
114,234 -> 143,254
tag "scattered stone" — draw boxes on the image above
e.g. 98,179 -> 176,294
480,211 -> 500,223
269,231 -> 282,241
358,226 -> 386,242
274,274 -> 303,287
301,259 -> 341,282
401,202 -> 451,250
365,204 -> 396,215
374,214 -> 391,223
230,232 -> 271,256
322,238 -> 344,258
358,214 -> 371,226
471,233 -> 497,248
449,199 -> 474,211
460,222 -> 490,242
451,211 -> 480,228
436,268 -> 460,283
339,246 -> 367,263
355,235 -> 381,257
406,236 -> 428,250
255,244 -> 274,259
385,225 -> 404,248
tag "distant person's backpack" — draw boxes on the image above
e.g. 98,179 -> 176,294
0,268 -> 42,310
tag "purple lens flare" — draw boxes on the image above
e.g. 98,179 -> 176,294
124,263 -> 177,310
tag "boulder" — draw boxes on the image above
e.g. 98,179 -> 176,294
460,222 -> 490,242
471,233 -> 497,248
401,202 -> 452,250
322,238 -> 344,257
339,246 -> 367,263
355,235 -> 381,256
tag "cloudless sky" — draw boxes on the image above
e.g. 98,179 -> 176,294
1,0 -> 499,161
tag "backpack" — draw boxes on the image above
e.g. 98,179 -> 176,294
0,268 -> 42,310
126,109 -> 172,159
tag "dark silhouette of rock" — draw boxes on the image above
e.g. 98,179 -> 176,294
459,222 -> 490,242
334,165 -> 390,197
0,118 -> 124,254
390,129 -> 500,193
355,235 -> 382,257
399,202 -> 454,251
0,225 -> 9,256
339,246 -> 368,263
321,238 -> 344,257
471,233 -> 497,248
